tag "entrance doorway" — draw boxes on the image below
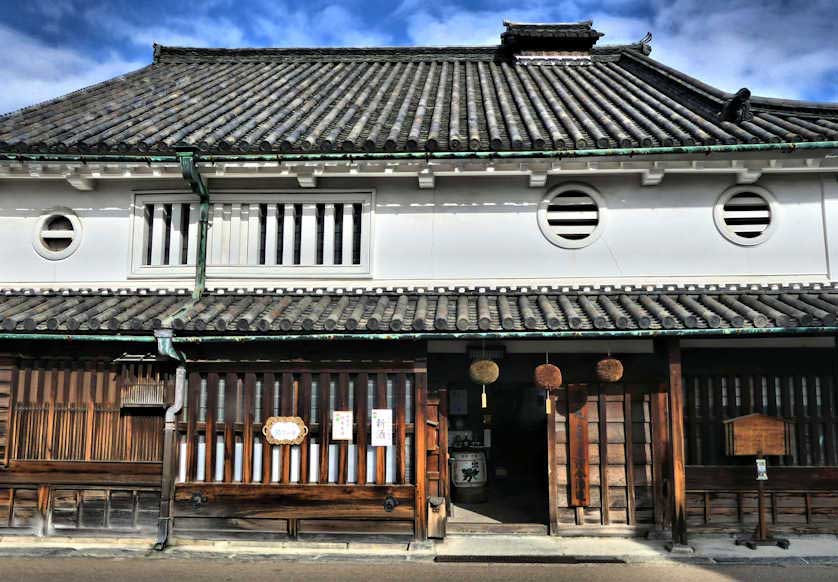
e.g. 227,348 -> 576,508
447,381 -> 548,531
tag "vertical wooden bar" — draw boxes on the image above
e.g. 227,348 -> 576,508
598,387 -> 610,525
45,401 -> 55,460
261,373 -> 275,483
186,202 -> 199,265
300,203 -> 317,265
808,375 -> 821,465
336,373 -> 349,484
298,373 -> 312,483
5,365 -> 20,466
150,203 -> 167,266
663,338 -> 688,547
375,372 -> 387,485
243,373 -> 255,484
395,373 -> 407,484
439,387 -> 450,503
318,372 -> 331,483
281,204 -> 295,265
224,373 -> 238,482
168,203 -> 183,265
186,373 -> 200,482
246,203 -> 261,265
793,376 -> 807,465
414,365 -> 428,540
84,400 -> 95,460
37,484 -> 50,536
264,204 -> 278,265
342,203 -> 355,265
281,372 -> 294,483
356,372 -> 368,486
205,373 -> 218,482
546,390 -> 559,534
323,203 -> 335,265
651,386 -> 671,532
624,385 -> 636,526
567,384 -> 590,508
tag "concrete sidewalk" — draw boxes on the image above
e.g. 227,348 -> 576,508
0,534 -> 836,565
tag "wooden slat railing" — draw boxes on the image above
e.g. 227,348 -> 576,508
175,368 -> 418,487
11,403 -> 162,462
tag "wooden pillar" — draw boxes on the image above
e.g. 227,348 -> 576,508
659,337 -> 688,548
546,391 -> 559,534
414,360 -> 428,541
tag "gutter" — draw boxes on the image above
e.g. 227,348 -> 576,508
3,140 -> 838,165
152,329 -> 186,552
2,325 -> 838,344
162,326 -> 838,342
174,146 -> 210,301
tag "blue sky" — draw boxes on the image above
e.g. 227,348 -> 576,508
0,0 -> 836,115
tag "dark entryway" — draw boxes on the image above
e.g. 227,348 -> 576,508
448,381 -> 548,530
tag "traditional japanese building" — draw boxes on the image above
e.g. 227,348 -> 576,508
1,20 -> 837,548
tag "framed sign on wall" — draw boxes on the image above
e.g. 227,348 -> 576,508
262,416 -> 309,445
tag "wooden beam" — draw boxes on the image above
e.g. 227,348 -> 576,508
662,337 -> 688,548
414,365 -> 428,540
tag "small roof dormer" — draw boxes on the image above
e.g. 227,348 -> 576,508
501,20 -> 604,58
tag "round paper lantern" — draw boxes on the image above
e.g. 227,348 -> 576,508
595,357 -> 624,383
469,359 -> 499,385
534,363 -> 563,391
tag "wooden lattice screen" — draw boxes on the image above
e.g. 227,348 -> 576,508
176,368 -> 417,485
683,372 -> 838,466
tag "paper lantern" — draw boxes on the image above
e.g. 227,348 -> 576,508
469,359 -> 499,385
595,357 -> 624,383
534,363 -> 563,391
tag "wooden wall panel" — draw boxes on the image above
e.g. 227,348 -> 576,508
0,358 -> 14,466
553,384 -> 655,529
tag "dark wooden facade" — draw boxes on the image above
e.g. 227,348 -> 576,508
1,342 -> 837,540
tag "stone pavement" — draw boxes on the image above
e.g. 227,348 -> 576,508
0,533 -> 836,565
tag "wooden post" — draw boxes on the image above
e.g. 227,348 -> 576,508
650,386 -> 671,533
414,362 -> 428,541
546,391 -> 559,534
661,338 -> 689,549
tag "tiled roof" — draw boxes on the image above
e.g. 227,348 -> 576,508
2,36 -> 838,156
1,287 -> 837,335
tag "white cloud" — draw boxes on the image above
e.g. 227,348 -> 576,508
252,3 -> 393,47
86,10 -> 246,48
0,24 -> 144,115
402,2 -> 580,46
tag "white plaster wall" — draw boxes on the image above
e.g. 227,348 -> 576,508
0,172 -> 832,286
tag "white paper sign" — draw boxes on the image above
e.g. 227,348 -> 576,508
332,410 -> 354,441
371,409 -> 393,447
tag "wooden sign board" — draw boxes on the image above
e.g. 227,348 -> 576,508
371,409 -> 393,447
332,411 -> 353,441
724,413 -> 792,457
262,416 -> 309,445
567,384 -> 590,507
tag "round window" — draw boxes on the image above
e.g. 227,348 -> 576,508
537,183 -> 606,249
713,186 -> 777,246
33,208 -> 82,260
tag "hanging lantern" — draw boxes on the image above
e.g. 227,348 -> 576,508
469,359 -> 499,385
534,363 -> 563,391
595,357 -> 624,383
469,359 -> 498,409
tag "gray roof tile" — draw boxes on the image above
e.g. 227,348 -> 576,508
1,287 -> 837,335
2,42 -> 838,155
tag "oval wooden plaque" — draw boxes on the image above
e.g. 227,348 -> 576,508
262,416 -> 309,445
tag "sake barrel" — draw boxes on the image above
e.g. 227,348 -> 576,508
450,450 -> 488,503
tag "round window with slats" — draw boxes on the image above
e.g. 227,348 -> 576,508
537,183 -> 606,249
33,208 -> 82,260
714,186 -> 777,246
